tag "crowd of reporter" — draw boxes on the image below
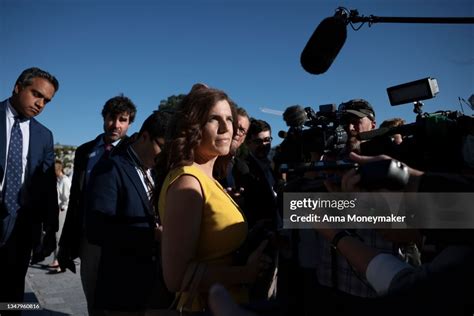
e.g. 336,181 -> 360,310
5,69 -> 469,316
80,92 -> 473,315
205,99 -> 474,316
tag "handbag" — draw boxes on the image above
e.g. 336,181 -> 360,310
146,262 -> 208,316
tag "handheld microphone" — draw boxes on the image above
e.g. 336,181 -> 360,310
300,16 -> 347,75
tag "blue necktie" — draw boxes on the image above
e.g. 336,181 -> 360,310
3,117 -> 23,216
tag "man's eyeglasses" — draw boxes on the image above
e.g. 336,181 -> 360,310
250,137 -> 272,145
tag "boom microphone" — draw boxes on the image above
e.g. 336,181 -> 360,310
283,105 -> 308,127
300,15 -> 347,75
278,130 -> 287,139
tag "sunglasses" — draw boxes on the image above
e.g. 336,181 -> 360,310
250,137 -> 273,145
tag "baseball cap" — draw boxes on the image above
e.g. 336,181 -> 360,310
340,99 -> 375,120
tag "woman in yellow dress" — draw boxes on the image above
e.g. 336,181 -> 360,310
157,84 -> 268,312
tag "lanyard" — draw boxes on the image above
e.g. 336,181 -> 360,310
127,147 -> 161,225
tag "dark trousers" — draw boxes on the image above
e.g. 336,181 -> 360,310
0,217 -> 34,316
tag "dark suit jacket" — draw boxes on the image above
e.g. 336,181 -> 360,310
58,135 -> 101,261
220,156 -> 250,189
86,148 -> 171,310
218,156 -> 249,210
0,99 -> 58,248
241,153 -> 278,229
59,133 -> 130,272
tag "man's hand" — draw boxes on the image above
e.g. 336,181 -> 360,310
337,152 -> 425,192
332,152 -> 423,192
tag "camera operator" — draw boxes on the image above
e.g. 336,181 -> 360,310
312,99 -> 397,301
337,98 -> 376,155
316,152 -> 474,315
340,99 -> 376,134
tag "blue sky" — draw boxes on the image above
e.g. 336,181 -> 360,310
1,0 -> 473,146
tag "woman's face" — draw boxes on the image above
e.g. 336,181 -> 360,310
196,100 -> 233,160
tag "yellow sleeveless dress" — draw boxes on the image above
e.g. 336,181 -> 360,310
158,164 -> 248,311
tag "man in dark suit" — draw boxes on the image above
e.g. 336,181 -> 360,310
0,67 -> 59,308
86,111 -> 173,313
58,95 -> 136,315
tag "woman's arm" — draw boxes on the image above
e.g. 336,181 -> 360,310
162,175 -> 203,292
161,175 -> 267,292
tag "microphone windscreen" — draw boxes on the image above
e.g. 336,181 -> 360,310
300,16 -> 347,75
278,130 -> 287,139
283,105 -> 307,127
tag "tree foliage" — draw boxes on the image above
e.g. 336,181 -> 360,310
158,94 -> 186,112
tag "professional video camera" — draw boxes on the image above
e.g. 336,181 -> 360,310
273,104 -> 348,168
275,77 -> 473,183
273,104 -> 360,196
358,77 -> 473,173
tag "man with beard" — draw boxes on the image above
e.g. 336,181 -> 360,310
341,99 -> 376,134
58,95 -> 136,316
340,99 -> 377,154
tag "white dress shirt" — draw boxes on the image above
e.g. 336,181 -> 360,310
1,100 -> 30,193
